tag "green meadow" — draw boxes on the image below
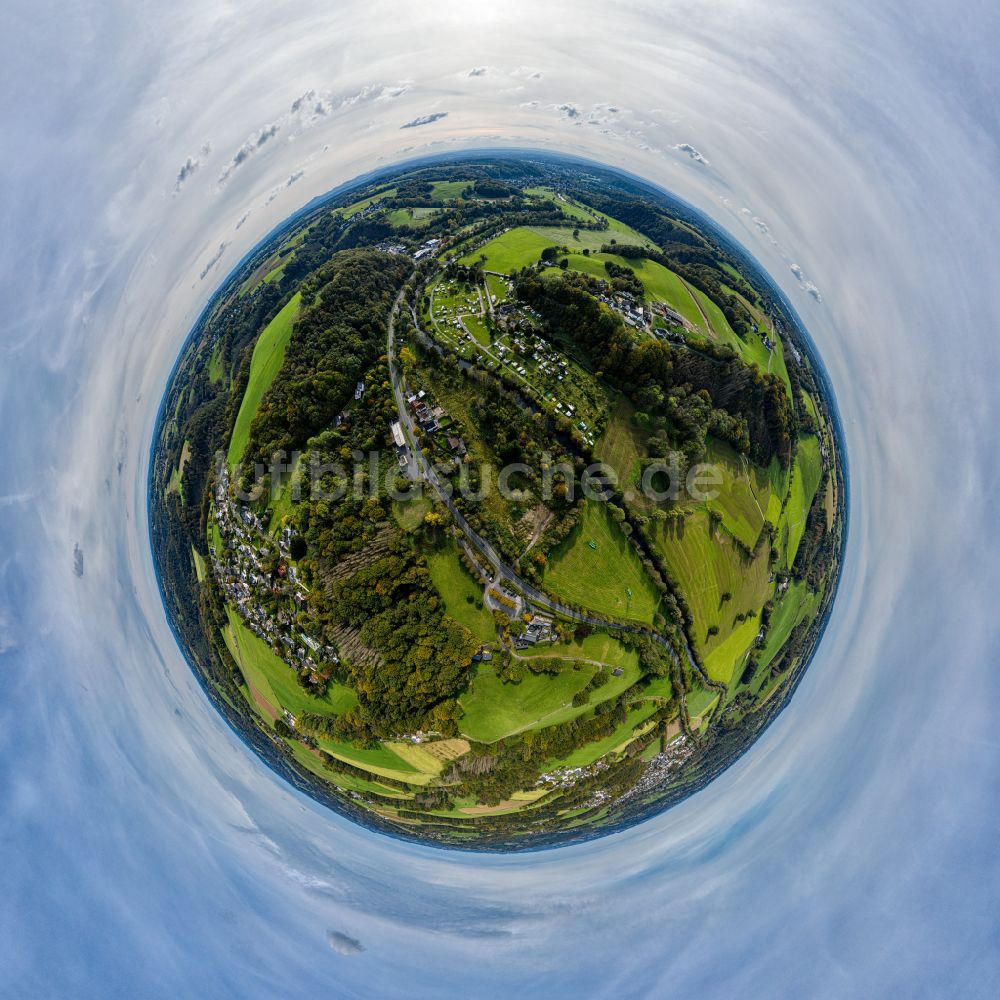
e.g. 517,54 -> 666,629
227,293 -> 301,468
543,501 -> 661,624
426,540 -> 496,643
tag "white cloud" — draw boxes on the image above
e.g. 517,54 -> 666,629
672,142 -> 709,165
174,156 -> 199,192
326,930 -> 364,955
199,242 -> 229,279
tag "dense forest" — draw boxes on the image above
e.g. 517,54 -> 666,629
515,271 -> 795,465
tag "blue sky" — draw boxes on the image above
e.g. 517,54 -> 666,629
2,1 -> 1000,996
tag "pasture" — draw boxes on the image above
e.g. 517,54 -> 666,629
520,630 -> 640,672
426,540 -> 496,643
227,292 -> 302,468
685,688 -> 719,722
458,665 -> 598,743
650,508 -> 771,657
758,580 -> 819,669
704,438 -> 772,549
530,211 -> 650,253
315,737 -> 434,785
779,435 -> 823,567
283,741 -> 415,799
430,179 -> 470,201
523,187 -> 595,222
339,188 -> 397,218
543,501 -> 661,624
703,613 -> 760,684
460,227 -> 555,273
388,207 -> 432,228
595,399 -> 644,490
545,702 -> 661,770
628,258 -> 705,327
207,342 -> 223,384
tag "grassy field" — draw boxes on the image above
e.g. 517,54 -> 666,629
314,736 -> 433,784
545,702 -> 661,770
703,613 -> 760,684
523,187 -> 595,223
464,313 -> 491,346
207,342 -> 224,384
553,251 -> 615,281
779,435 -> 823,567
191,547 -> 206,583
388,207 -> 432,228
758,580 -> 819,669
227,292 -> 301,468
430,180 -> 470,201
639,674 -> 674,701
283,740 -> 415,799
266,455 -> 301,533
392,495 -> 431,532
387,741 -> 451,775
595,398 -> 644,489
802,390 -> 820,425
650,508 -> 771,656
486,273 -> 510,305
224,606 -> 357,719
459,227 -> 556,273
685,687 -> 719,721
824,476 -> 837,531
263,260 -> 288,285
543,501 -> 661,625
426,540 -> 496,643
628,258 -> 704,326
530,214 -> 649,253
722,284 -> 792,390
458,642 -> 643,745
458,665 -> 598,743
340,188 -> 397,218
545,247 -> 704,331
166,440 -> 191,499
704,439 -> 773,549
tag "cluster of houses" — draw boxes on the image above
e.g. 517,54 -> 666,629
653,302 -> 685,327
412,237 -> 442,261
210,466 -> 337,686
615,733 -> 695,806
513,611 -> 557,650
535,759 -> 610,790
594,289 -> 648,329
406,390 -> 467,456
374,240 -> 408,256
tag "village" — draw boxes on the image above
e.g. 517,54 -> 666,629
209,464 -> 337,715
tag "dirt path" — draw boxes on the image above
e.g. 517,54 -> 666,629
520,507 -> 553,562
247,680 -> 279,721
740,453 -> 769,525
680,276 -> 715,337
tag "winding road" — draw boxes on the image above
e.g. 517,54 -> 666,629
386,278 -> 727,725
